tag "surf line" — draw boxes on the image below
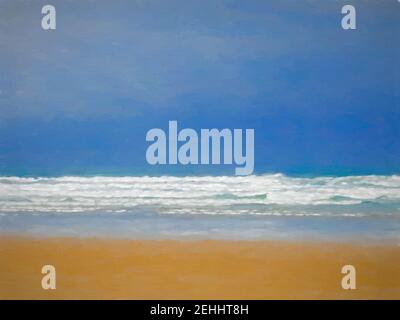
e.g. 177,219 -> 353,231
145,121 -> 254,175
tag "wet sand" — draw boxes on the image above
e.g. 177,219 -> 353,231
0,237 -> 399,299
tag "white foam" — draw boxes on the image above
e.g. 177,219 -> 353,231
0,174 -> 399,215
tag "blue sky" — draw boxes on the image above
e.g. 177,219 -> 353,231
0,0 -> 399,176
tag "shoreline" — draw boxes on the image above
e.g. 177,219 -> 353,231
1,233 -> 399,245
1,236 -> 399,299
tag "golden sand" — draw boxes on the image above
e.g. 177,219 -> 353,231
0,237 -> 399,299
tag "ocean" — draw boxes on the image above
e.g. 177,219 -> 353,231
1,174 -> 400,242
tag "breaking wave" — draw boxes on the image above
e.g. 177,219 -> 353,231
0,174 -> 399,217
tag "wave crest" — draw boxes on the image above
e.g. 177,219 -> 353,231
0,174 -> 399,216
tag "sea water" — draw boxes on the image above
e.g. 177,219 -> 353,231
0,174 -> 399,242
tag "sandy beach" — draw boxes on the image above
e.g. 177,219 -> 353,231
0,236 -> 399,299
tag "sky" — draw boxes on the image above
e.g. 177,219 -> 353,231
0,0 -> 399,176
